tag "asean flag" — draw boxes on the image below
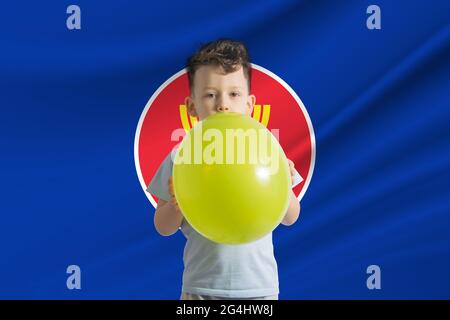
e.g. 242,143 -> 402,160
135,64 -> 316,207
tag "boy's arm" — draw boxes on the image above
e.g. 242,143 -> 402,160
281,190 -> 301,226
154,177 -> 184,236
154,199 -> 183,236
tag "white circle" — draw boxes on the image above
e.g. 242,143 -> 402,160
134,64 -> 316,208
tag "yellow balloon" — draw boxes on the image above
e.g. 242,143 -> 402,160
173,112 -> 291,244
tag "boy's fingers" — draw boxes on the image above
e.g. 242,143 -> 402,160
287,159 -> 295,177
168,177 -> 182,213
287,159 -> 295,170
168,177 -> 178,200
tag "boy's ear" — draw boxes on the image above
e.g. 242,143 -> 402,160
185,96 -> 197,117
246,94 -> 256,115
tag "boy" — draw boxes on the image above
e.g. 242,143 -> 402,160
147,39 -> 302,300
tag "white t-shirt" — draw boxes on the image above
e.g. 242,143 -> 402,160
147,150 -> 303,298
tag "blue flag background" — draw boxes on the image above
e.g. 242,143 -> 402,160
1,0 -> 449,299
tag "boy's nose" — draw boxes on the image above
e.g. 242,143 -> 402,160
217,105 -> 230,112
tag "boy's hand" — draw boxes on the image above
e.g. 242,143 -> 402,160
168,176 -> 183,214
282,159 -> 301,226
287,159 -> 296,186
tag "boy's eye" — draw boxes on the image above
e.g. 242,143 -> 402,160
205,93 -> 215,98
230,92 -> 241,97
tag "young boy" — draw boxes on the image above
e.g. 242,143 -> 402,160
147,39 -> 302,300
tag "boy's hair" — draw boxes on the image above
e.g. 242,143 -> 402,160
186,39 -> 252,93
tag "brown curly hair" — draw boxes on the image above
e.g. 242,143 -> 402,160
186,39 -> 252,93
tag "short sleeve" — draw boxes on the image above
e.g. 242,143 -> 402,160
292,169 -> 304,188
146,152 -> 174,202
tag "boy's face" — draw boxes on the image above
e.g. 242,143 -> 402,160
185,65 -> 256,120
